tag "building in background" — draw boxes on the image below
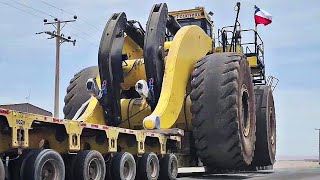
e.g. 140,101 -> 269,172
0,103 -> 52,116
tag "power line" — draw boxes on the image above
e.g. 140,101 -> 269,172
69,32 -> 99,47
40,0 -> 63,12
69,24 -> 91,37
0,1 -> 45,19
1,1 -> 98,46
40,0 -> 101,31
8,0 -> 56,18
69,24 -> 100,41
39,0 -> 102,41
2,1 -> 98,46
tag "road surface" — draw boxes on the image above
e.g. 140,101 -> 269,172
178,161 -> 320,180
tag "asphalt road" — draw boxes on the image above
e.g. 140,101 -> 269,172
178,161 -> 320,180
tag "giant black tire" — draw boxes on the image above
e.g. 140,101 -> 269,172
190,53 -> 256,169
0,158 -> 4,180
63,66 -> 99,119
252,85 -> 276,166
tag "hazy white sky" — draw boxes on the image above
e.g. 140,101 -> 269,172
0,0 -> 319,158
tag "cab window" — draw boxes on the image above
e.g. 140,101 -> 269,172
177,19 -> 212,37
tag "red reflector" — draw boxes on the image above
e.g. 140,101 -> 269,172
91,124 -> 99,128
80,123 -> 87,127
53,118 -> 59,123
103,126 -> 109,130
0,109 -> 10,115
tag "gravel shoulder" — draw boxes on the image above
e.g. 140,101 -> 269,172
178,160 -> 320,180
273,160 -> 319,169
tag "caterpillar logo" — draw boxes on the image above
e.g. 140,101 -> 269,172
173,12 -> 203,20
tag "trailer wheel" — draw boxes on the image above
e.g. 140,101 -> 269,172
0,158 -> 4,180
138,153 -> 160,180
9,150 -> 34,180
63,66 -> 99,119
190,53 -> 256,169
104,154 -> 113,180
112,152 -> 136,180
159,154 -> 178,180
62,154 -> 76,180
73,150 -> 106,180
23,149 -> 65,180
252,85 -> 276,166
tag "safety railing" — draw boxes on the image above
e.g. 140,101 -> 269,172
241,29 -> 265,66
217,25 -> 267,84
267,76 -> 279,91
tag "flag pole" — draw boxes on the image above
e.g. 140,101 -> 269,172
254,5 -> 258,54
255,24 -> 258,53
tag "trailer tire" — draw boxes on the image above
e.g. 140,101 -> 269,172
9,150 -> 34,180
62,154 -> 76,180
104,154 -> 113,180
23,149 -> 65,180
63,66 -> 99,120
73,150 -> 106,180
112,152 -> 136,180
159,154 -> 178,180
0,158 -> 4,180
252,85 -> 276,166
190,53 -> 256,169
137,152 -> 160,180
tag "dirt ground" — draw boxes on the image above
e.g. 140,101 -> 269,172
178,160 -> 320,174
178,160 -> 320,180
273,160 -> 319,169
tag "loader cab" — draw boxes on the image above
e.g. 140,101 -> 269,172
169,7 -> 214,39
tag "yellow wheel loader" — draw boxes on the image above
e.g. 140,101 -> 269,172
0,2 -> 277,180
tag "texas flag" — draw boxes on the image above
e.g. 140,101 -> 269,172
254,5 -> 272,26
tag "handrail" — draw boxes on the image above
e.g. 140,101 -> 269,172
245,46 -> 252,54
217,27 -> 265,64
217,25 -> 266,85
267,76 -> 279,91
241,29 -> 264,45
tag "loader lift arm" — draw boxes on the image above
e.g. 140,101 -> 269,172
143,28 -> 212,129
142,3 -> 213,129
144,3 -> 181,110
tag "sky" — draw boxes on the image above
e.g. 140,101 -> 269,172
0,0 -> 320,159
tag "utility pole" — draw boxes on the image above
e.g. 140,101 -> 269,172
26,89 -> 31,113
316,129 -> 320,165
37,16 -> 77,118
